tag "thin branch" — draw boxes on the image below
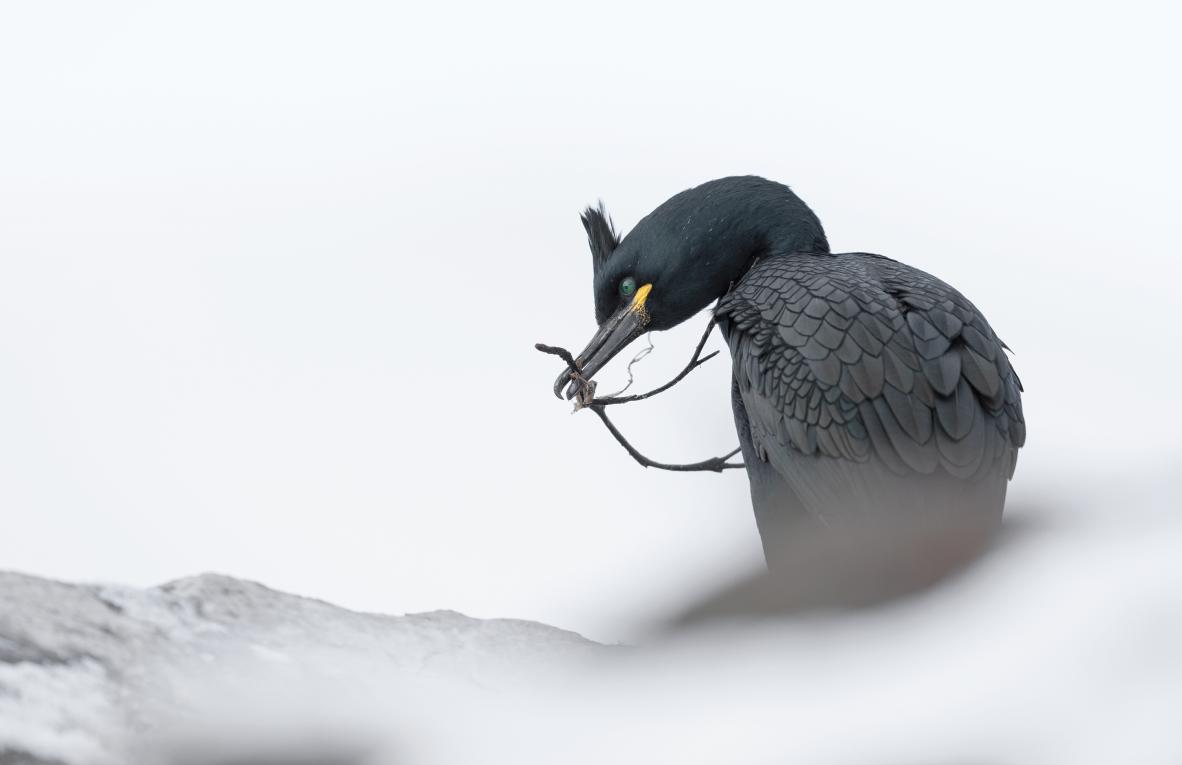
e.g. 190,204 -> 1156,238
534,343 -> 578,368
535,312 -> 745,473
589,405 -> 744,472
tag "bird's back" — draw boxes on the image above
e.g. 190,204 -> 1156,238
716,250 -> 1025,553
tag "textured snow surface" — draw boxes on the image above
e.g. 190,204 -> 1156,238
3,502 -> 1182,765
0,572 -> 602,764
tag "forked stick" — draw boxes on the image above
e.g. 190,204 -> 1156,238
536,315 -> 745,473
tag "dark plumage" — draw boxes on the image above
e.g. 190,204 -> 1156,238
580,201 -> 621,274
559,176 -> 1025,566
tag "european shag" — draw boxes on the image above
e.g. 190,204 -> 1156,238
555,176 -> 1025,566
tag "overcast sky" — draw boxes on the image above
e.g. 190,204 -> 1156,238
1,2 -> 1179,642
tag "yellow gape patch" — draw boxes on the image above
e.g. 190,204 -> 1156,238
630,283 -> 653,322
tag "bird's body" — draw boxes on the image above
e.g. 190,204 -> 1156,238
557,176 -> 1025,566
717,250 -> 1023,564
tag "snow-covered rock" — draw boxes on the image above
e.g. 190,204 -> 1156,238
4,495 -> 1182,765
0,571 -> 601,764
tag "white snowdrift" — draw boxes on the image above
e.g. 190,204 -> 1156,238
3,491 -> 1181,764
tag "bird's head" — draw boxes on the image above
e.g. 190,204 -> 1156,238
555,175 -> 828,399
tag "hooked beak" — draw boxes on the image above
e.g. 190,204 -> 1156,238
553,284 -> 653,400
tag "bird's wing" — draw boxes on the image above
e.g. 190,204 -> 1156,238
715,252 -> 1025,484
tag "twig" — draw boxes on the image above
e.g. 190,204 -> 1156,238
535,313 -> 745,473
588,406 -> 744,472
534,343 -> 578,368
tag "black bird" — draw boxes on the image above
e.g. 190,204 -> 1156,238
555,176 -> 1025,566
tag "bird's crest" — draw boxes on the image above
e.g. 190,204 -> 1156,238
580,201 -> 620,274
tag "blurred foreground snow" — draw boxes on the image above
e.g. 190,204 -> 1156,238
3,482 -> 1181,765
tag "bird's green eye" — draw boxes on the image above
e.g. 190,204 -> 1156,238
619,276 -> 637,298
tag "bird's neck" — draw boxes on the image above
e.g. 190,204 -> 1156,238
730,220 -> 830,289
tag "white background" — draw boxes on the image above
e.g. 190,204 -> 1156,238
1,2 -> 1179,642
